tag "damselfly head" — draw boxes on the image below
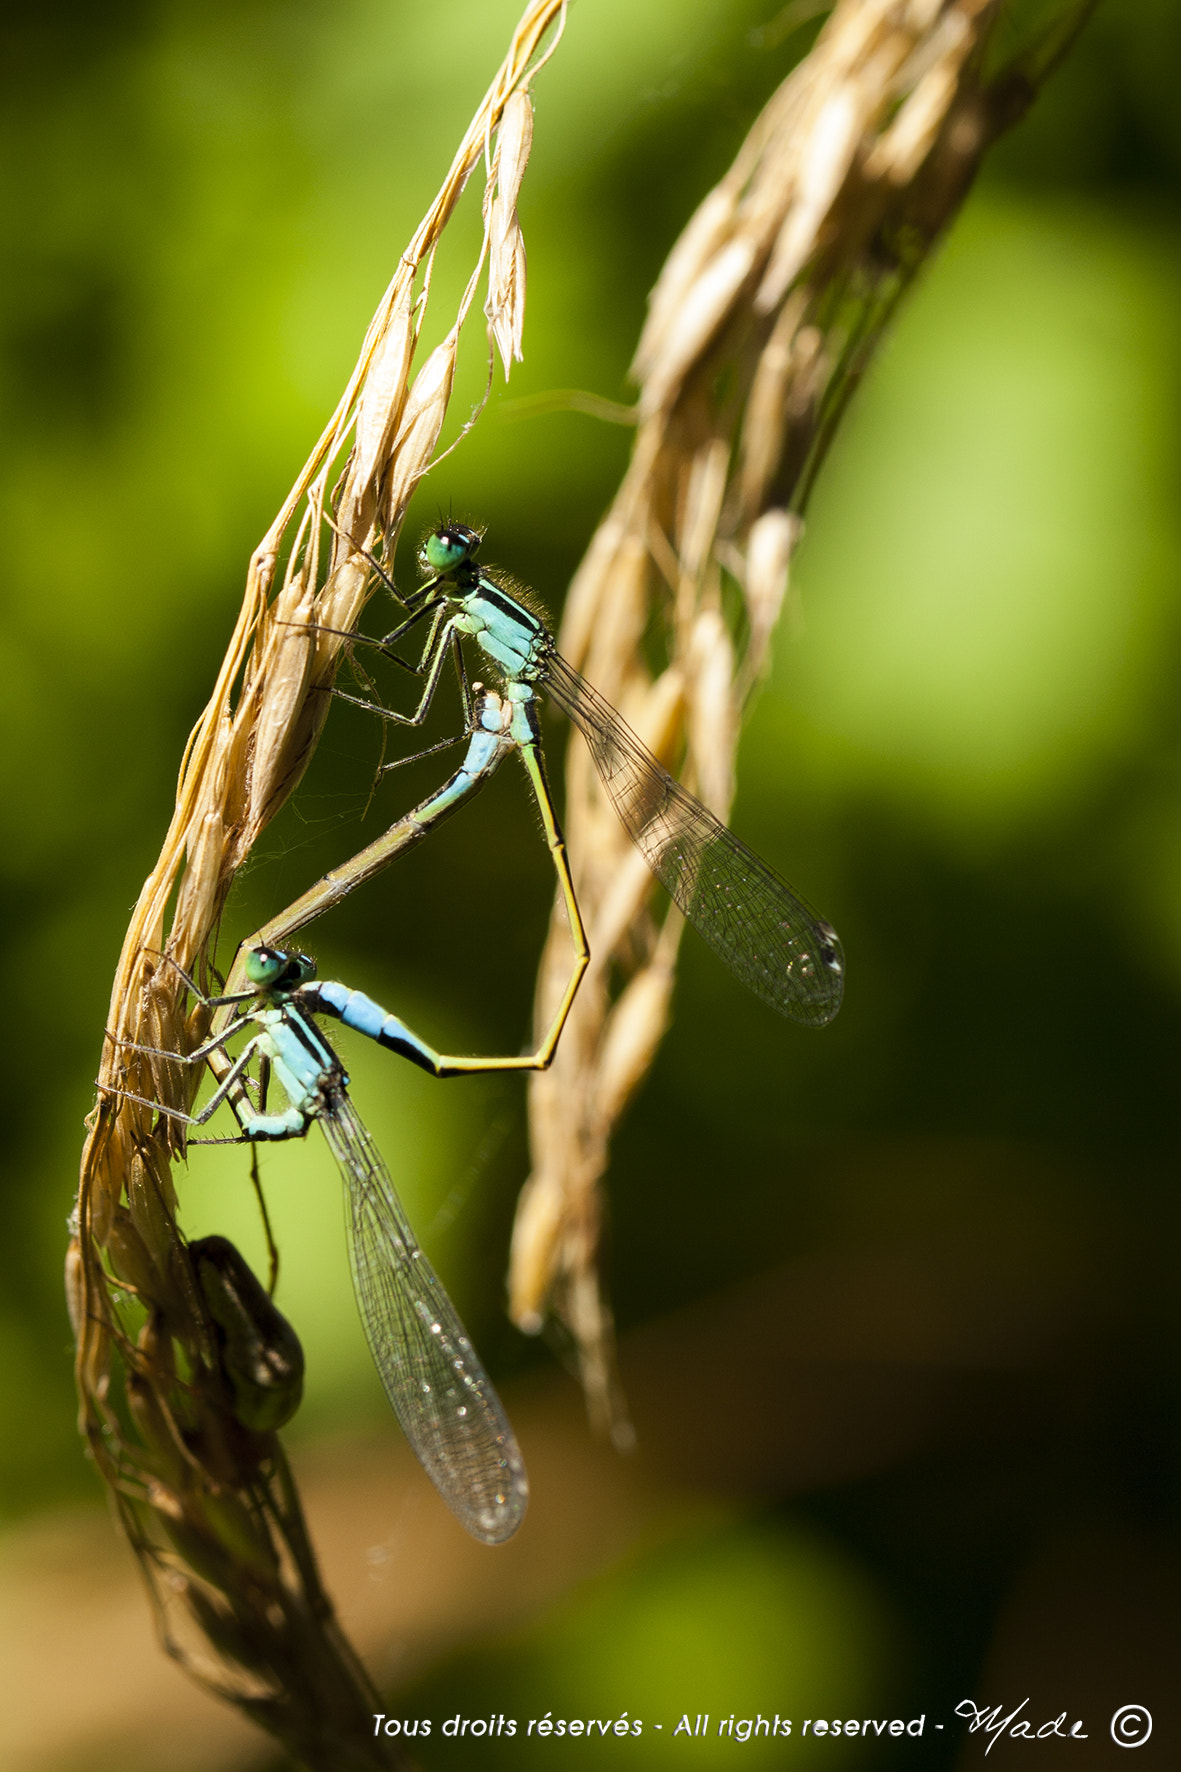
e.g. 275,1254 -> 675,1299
246,946 -> 317,993
420,523 -> 482,577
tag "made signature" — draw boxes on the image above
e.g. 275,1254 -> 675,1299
956,1700 -> 1087,1753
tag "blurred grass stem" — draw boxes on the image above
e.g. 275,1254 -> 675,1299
511,0 -> 1098,1436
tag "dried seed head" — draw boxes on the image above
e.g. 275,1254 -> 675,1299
521,0 -> 1031,1426
73,5 -> 567,1730
744,507 -> 800,681
736,292 -> 805,521
64,1238 -> 86,1341
565,525 -> 651,683
107,1208 -> 164,1309
633,186 -> 737,383
351,285 -> 417,510
865,41 -> 965,183
587,847 -> 660,971
756,87 -> 861,311
485,91 -> 534,375
686,607 -> 736,819
381,331 -> 459,523
306,555 -> 366,654
172,810 -> 229,957
590,962 -> 675,1132
678,438 -> 730,592
639,237 -> 758,419
508,1167 -> 566,1332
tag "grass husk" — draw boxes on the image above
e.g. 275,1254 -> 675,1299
70,5 -> 564,1766
511,0 -> 1097,1436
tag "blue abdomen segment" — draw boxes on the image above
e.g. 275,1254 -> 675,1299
507,685 -> 541,750
414,704 -> 512,827
310,981 -> 439,1076
243,1105 -> 311,1141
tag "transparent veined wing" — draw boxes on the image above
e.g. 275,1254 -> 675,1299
319,1094 -> 528,1543
544,653 -> 844,1026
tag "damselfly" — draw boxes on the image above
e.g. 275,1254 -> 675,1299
108,944 -> 530,1544
339,522 -> 844,1027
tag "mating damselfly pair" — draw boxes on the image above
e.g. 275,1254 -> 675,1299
107,521 -> 843,1544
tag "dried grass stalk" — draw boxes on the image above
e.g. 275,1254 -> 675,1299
69,4 -> 565,1765
511,0 -> 1096,1437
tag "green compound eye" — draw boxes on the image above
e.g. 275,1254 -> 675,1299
246,947 -> 316,991
246,948 -> 284,987
422,524 -> 480,574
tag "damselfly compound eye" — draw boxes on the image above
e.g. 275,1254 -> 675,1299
422,525 -> 480,574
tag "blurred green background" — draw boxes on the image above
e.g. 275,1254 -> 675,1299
1,0 -> 1179,1766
